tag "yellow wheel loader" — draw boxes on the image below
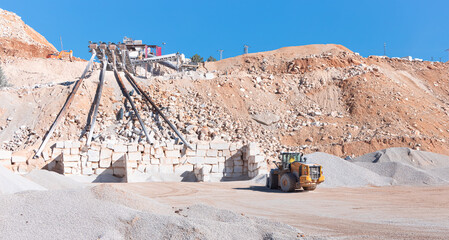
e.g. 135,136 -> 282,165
266,152 -> 324,192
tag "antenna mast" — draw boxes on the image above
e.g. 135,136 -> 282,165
60,36 -> 63,51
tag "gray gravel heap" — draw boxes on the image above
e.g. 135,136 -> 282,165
0,184 -> 302,240
0,165 -> 46,194
24,169 -> 84,190
351,147 -> 449,186
304,152 -> 391,187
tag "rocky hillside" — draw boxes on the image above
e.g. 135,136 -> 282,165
1,43 -> 449,162
0,8 -> 57,58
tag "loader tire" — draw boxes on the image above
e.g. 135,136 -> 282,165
280,173 -> 296,192
303,185 -> 317,191
267,170 -> 279,189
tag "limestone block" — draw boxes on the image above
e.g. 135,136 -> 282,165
248,142 -> 259,156
224,167 -> 233,173
87,150 -> 100,162
187,157 -> 204,165
112,160 -> 126,168
217,157 -> 226,163
234,166 -> 243,173
206,149 -> 218,157
159,165 -> 174,174
90,144 -> 101,151
210,141 -> 230,150
165,150 -> 181,158
138,145 -> 145,152
225,161 -> 234,167
202,174 -> 210,182
137,164 -> 146,173
223,172 -> 233,178
100,148 -> 113,159
186,149 -> 196,156
222,149 -> 231,157
0,150 -> 12,160
150,158 -> 160,165
188,144 -> 197,150
161,158 -> 173,165
128,144 -> 138,152
62,148 -> 70,155
172,157 -> 180,164
64,167 -> 72,174
144,144 -> 151,154
229,143 -> 237,151
211,164 -> 219,173
127,160 -> 138,168
112,153 -> 127,161
204,157 -> 218,165
114,144 -> 127,153
42,150 -> 50,161
196,149 -> 207,157
72,141 -> 81,148
154,148 -> 164,158
234,160 -> 244,166
63,154 -> 79,162
218,162 -> 225,173
64,161 -> 79,168
82,167 -> 94,175
174,144 -> 183,150
99,158 -> 112,168
197,142 -> 209,150
70,148 -> 80,155
249,155 -> 265,163
113,167 -> 126,178
53,142 -> 63,149
142,154 -> 151,163
146,164 -> 159,173
64,141 -> 73,149
128,152 -> 142,161
95,168 -> 113,175
201,165 -> 212,174
164,141 -> 174,151
11,153 -> 27,163
174,164 -> 194,174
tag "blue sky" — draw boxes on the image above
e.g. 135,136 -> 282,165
2,0 -> 449,61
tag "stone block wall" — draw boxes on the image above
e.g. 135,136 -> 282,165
0,141 -> 267,182
0,141 -> 267,181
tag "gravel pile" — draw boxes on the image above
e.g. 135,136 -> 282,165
0,165 -> 46,194
0,184 -> 302,239
304,152 -> 391,187
24,169 -> 84,190
351,147 -> 449,186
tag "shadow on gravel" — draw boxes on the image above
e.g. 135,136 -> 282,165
233,186 -> 306,193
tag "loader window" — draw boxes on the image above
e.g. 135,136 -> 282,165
281,153 -> 304,164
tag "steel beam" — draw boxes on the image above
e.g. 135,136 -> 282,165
123,69 -> 192,149
34,50 -> 97,158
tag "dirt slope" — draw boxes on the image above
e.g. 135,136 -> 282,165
0,8 -> 57,58
1,43 -> 449,161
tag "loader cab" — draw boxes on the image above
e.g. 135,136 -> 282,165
279,152 -> 305,170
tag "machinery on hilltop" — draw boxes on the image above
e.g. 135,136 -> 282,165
34,38 -> 193,158
267,152 -> 324,192
91,37 -> 197,76
46,50 -> 73,61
